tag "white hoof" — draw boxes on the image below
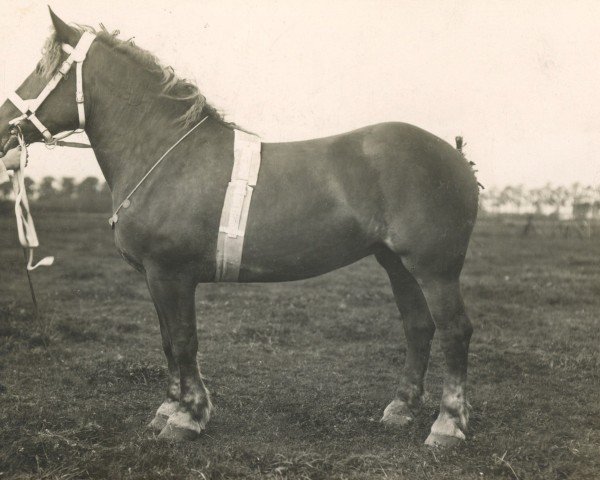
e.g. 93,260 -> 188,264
158,410 -> 204,442
149,414 -> 169,432
148,399 -> 179,433
425,432 -> 464,447
425,411 -> 467,447
380,399 -> 414,427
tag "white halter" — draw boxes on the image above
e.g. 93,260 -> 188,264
7,31 -> 95,145
4,31 -> 95,272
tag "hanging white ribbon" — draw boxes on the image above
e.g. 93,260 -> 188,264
10,132 -> 54,271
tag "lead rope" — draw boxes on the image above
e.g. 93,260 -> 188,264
9,127 -> 54,323
108,116 -> 209,228
11,128 -> 55,270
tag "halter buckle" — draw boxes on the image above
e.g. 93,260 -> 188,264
42,130 -> 54,144
58,60 -> 72,76
76,92 -> 84,103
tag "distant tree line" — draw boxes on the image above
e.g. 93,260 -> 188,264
0,176 -> 111,213
479,183 -> 600,218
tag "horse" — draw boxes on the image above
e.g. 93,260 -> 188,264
0,9 -> 479,446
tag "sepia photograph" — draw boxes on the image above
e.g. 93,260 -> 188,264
0,1 -> 598,478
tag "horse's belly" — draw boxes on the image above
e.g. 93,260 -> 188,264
238,206 -> 377,282
238,235 -> 373,282
234,132 -> 388,282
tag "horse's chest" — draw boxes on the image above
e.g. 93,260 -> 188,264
113,223 -> 151,273
114,235 -> 145,273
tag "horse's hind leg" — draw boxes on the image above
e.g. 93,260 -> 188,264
146,266 -> 212,441
375,248 -> 435,426
406,260 -> 473,447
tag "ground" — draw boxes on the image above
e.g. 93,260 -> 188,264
0,213 -> 599,479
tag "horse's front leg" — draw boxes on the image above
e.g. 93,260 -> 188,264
146,265 -> 213,441
147,283 -> 181,432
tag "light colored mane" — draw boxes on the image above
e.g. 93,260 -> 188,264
37,24 -> 234,128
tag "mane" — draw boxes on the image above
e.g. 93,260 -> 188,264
37,24 -> 236,129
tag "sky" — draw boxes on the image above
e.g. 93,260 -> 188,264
0,0 -> 599,188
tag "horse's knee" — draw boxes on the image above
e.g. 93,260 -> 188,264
403,321 -> 435,340
439,311 -> 472,342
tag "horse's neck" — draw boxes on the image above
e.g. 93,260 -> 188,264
85,97 -> 219,199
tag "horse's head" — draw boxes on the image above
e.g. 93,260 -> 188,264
0,8 -> 95,154
0,7 -> 211,159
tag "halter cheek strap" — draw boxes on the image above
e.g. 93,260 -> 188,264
7,31 -> 96,144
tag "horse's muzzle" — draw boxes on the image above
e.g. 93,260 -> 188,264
0,132 -> 19,156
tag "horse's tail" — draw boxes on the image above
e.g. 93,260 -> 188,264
455,135 -> 484,191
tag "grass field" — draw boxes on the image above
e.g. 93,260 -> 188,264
0,213 -> 599,479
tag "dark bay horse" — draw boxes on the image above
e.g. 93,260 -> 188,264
0,10 -> 479,446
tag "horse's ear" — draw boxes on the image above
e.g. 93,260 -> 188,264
48,6 -> 79,46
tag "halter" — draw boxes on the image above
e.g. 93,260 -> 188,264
3,31 -> 95,280
7,31 -> 95,146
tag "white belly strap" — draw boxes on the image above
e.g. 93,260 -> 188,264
215,130 -> 262,282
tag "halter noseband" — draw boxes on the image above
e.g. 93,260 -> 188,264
7,31 -> 96,146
